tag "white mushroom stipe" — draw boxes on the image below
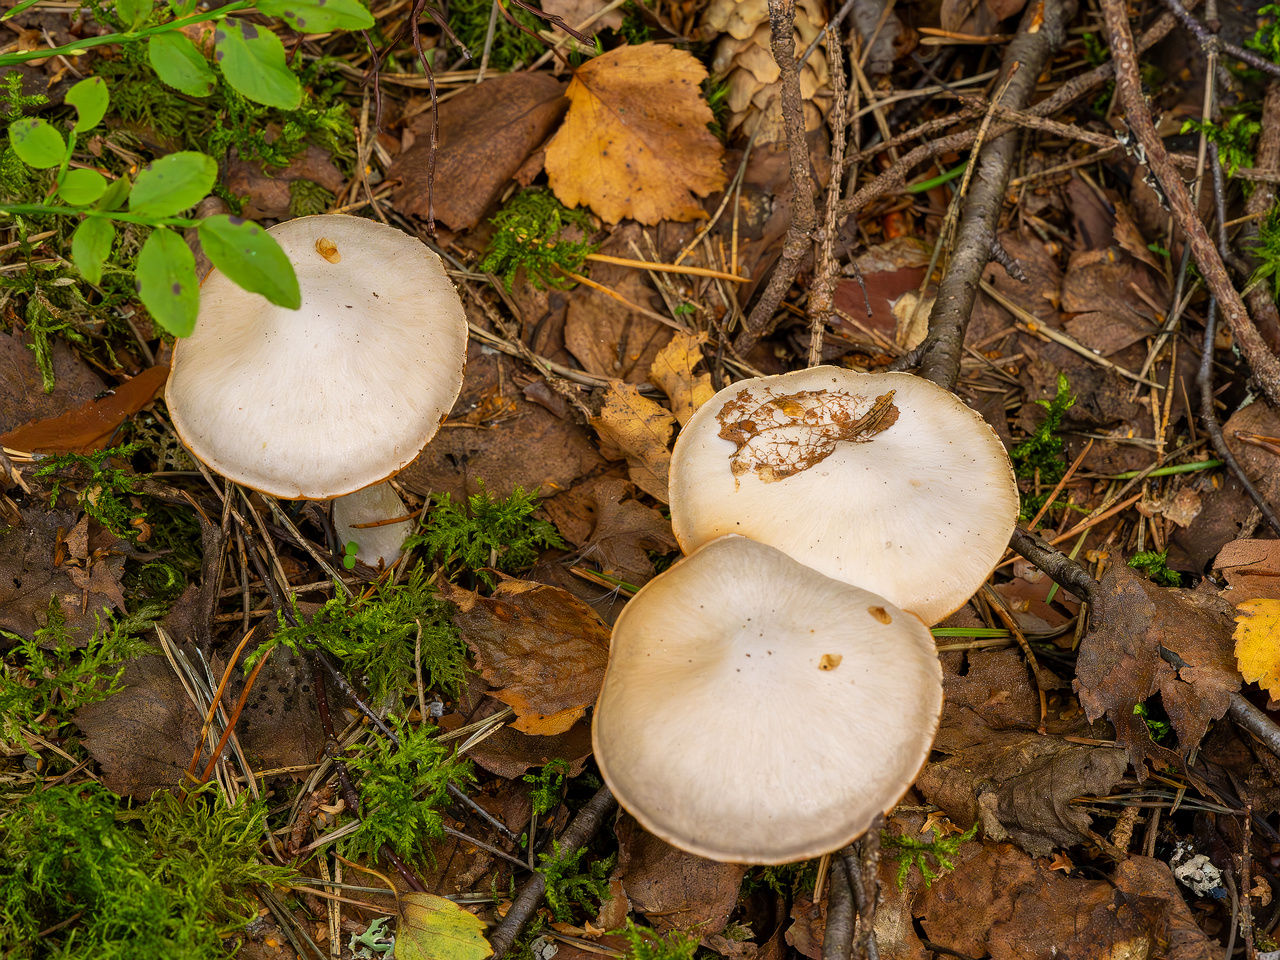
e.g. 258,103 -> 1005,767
592,535 -> 944,865
332,481 -> 414,569
669,367 -> 1019,625
166,214 -> 468,500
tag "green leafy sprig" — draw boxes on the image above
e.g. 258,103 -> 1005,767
479,188 -> 598,290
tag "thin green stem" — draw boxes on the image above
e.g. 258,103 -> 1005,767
1110,459 -> 1224,479
0,205 -> 199,228
906,159 -> 969,194
0,2 -> 254,68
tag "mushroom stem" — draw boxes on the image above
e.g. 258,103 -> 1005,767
332,482 -> 415,570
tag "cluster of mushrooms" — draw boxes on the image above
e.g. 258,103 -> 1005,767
592,368 -> 1020,864
164,212 -> 1020,869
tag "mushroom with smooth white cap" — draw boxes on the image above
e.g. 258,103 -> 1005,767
165,214 -> 467,562
592,534 -> 943,865
668,367 -> 1018,625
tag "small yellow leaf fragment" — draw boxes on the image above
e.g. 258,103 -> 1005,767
397,892 -> 493,960
315,237 -> 341,263
819,653 -> 842,671
1234,598 -> 1280,699
649,331 -> 714,426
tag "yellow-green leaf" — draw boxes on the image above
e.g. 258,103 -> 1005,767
1234,598 -> 1280,699
396,893 -> 493,960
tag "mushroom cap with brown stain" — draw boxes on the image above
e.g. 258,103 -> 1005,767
668,367 -> 1018,625
592,534 -> 943,865
165,214 -> 468,500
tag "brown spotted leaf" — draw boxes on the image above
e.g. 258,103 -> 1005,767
648,331 -> 714,426
441,579 -> 610,735
591,380 -> 676,503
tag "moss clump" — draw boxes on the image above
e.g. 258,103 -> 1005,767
479,188 -> 598,290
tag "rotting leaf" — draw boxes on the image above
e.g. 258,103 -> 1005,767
715,387 -> 899,484
580,478 -> 678,588
441,579 -> 610,735
1074,563 -> 1239,779
544,42 -> 727,225
649,331 -> 714,426
396,892 -> 494,960
1235,599 -> 1280,700
1216,538 -> 1280,602
591,380 -> 677,503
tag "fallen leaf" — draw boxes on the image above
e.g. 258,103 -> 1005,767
390,74 -> 567,230
0,327 -> 105,435
1235,599 -> 1280,700
1074,563 -> 1240,778
540,0 -> 625,34
76,655 -> 207,798
0,365 -> 169,454
545,42 -> 727,224
564,266 -> 673,384
591,380 -> 676,503
1216,538 -> 1280,603
615,813 -> 748,936
580,478 -> 678,587
649,330 -> 714,425
454,676 -> 595,778
222,144 -> 345,221
396,893 -> 493,960
441,579 -> 610,735
1113,857 -> 1217,960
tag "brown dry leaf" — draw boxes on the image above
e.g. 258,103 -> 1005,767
649,331 -> 714,426
564,267 -> 673,384
615,813 -> 748,936
76,655 -> 207,798
390,74 -> 567,230
441,579 -> 610,735
591,380 -> 677,503
581,478 -> 677,587
1235,599 -> 1280,699
223,144 -> 345,221
0,327 -> 105,435
1113,857 -> 1217,960
545,42 -> 727,225
397,347 -> 604,504
1062,312 -> 1154,357
1216,538 -> 1280,602
540,0 -> 625,33
0,365 -> 169,454
1074,563 -> 1239,778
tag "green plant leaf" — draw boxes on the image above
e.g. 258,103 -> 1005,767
198,214 -> 301,308
57,168 -> 108,205
71,217 -> 115,285
136,227 -> 199,336
65,77 -> 109,131
148,33 -> 216,96
95,174 -> 131,211
8,118 -> 65,168
257,0 -> 374,32
214,19 -> 302,110
116,0 -> 153,29
167,0 -> 197,14
396,893 -> 493,960
129,151 -> 217,217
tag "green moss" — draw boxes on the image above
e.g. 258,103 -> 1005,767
537,840 -> 614,922
250,563 -> 468,703
523,758 -> 571,816
36,443 -> 147,539
1128,548 -> 1181,587
618,922 -> 700,960
289,178 -> 335,217
1011,373 -> 1075,521
881,822 -> 977,888
343,715 -> 473,866
448,0 -> 546,72
405,482 -> 564,586
0,600 -> 160,745
0,782 -> 293,959
479,188 -> 598,290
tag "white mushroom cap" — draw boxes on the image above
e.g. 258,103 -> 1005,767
669,367 -> 1018,625
165,215 -> 468,500
592,535 -> 943,864
333,481 -> 414,569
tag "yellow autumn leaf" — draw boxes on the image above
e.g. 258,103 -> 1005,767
591,379 -> 676,503
1234,598 -> 1280,699
649,331 -> 714,426
545,42 -> 727,225
396,893 -> 493,960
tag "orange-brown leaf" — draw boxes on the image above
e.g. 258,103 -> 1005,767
545,43 -> 727,225
0,365 -> 169,454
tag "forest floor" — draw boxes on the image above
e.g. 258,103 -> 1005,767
3,0 -> 1280,956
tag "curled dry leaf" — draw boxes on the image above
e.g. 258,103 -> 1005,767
545,42 -> 727,224
591,380 -> 677,503
1235,599 -> 1280,700
649,330 -> 714,426
441,579 -> 610,735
